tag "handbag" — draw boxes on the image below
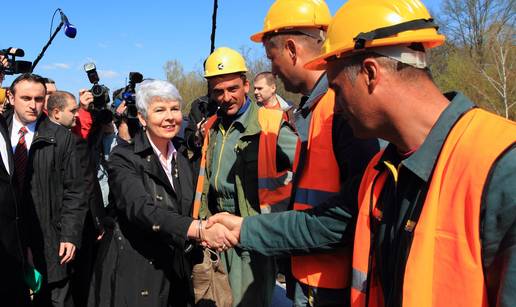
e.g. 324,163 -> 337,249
192,247 -> 233,307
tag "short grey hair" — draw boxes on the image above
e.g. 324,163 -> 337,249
47,91 -> 76,112
136,79 -> 182,118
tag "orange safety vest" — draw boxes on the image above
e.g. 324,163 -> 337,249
291,89 -> 352,289
192,107 -> 297,218
351,108 -> 516,307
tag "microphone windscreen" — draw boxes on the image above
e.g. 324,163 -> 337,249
64,24 -> 77,38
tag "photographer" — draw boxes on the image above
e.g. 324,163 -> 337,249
0,54 -> 6,84
0,55 -> 9,115
71,89 -> 94,139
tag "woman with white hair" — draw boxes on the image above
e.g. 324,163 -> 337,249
89,80 -> 235,307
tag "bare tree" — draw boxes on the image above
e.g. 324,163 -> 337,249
479,26 -> 516,118
441,0 -> 515,62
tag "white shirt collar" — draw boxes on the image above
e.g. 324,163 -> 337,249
12,114 -> 37,135
146,132 -> 177,189
11,114 -> 37,152
147,132 -> 176,162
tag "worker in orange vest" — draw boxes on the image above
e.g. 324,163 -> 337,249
249,0 -> 379,306
193,46 -> 300,306
206,0 -> 516,306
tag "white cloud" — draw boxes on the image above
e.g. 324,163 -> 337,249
54,63 -> 70,69
41,63 -> 71,70
98,70 -> 119,79
97,42 -> 109,48
134,43 -> 144,49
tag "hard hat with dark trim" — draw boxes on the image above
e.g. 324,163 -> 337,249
305,0 -> 445,70
250,0 -> 331,43
204,47 -> 248,78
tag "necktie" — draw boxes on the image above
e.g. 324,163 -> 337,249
14,126 -> 28,190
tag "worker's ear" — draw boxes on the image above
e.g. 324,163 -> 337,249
285,39 -> 297,66
362,58 -> 380,94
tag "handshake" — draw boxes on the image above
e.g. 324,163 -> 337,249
195,213 -> 244,252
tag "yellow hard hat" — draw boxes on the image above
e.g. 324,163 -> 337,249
250,0 -> 331,43
204,47 -> 248,78
0,88 -> 5,104
305,0 -> 445,70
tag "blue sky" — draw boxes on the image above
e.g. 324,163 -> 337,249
3,0 -> 441,96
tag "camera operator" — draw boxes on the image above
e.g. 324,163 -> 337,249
0,57 -> 6,84
0,55 -> 8,114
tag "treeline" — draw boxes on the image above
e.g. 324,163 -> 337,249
165,0 -> 515,120
164,47 -> 300,115
430,0 -> 514,119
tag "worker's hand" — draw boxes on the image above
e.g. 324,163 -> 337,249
59,242 -> 76,265
201,221 -> 239,252
206,212 -> 243,245
79,89 -> 94,110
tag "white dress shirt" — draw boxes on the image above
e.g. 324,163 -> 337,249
11,115 -> 37,153
147,132 -> 177,191
0,131 -> 9,174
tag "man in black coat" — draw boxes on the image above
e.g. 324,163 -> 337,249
0,113 -> 31,306
47,90 -> 106,307
7,74 -> 88,306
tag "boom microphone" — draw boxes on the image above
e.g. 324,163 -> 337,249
59,10 -> 77,38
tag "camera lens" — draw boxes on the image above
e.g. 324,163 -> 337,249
91,84 -> 104,97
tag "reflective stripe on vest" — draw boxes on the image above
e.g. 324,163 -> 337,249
291,89 -> 352,289
192,108 -> 297,218
352,108 -> 516,307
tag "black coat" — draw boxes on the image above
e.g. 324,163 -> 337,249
0,114 -> 30,305
6,115 -> 88,283
90,131 -> 195,307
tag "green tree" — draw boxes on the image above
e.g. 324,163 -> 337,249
164,60 -> 206,115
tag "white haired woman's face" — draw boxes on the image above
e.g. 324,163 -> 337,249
138,96 -> 182,141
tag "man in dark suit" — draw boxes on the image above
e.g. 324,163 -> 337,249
7,73 -> 87,307
0,113 -> 31,305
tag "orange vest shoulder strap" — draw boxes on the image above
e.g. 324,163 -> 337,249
192,114 -> 218,219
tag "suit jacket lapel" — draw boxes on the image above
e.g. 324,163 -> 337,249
142,152 -> 175,196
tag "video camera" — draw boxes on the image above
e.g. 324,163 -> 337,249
0,48 -> 32,75
113,72 -> 143,118
84,62 -> 110,109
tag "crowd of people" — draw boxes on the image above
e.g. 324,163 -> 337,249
0,0 -> 515,307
